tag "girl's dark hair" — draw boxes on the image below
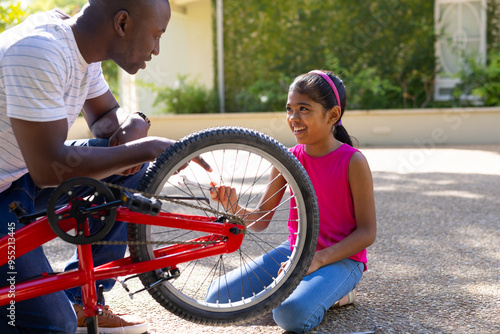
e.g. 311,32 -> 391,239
289,71 -> 353,147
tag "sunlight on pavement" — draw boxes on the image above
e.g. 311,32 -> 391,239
363,147 -> 500,175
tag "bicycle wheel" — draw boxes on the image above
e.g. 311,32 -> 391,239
128,127 -> 319,325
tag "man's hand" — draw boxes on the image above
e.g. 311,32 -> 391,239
115,137 -> 213,176
116,136 -> 173,175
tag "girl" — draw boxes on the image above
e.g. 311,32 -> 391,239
207,70 -> 376,333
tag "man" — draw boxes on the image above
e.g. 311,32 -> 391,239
0,1 -> 173,332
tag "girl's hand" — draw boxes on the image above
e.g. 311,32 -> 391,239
277,260 -> 290,276
209,183 -> 239,213
306,253 -> 323,276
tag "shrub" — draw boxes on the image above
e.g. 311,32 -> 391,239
151,75 -> 219,114
453,52 -> 500,107
0,2 -> 28,32
232,74 -> 293,112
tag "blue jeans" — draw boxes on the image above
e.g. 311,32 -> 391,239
206,241 -> 364,333
0,139 -> 146,333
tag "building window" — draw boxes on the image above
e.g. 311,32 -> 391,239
434,0 -> 487,101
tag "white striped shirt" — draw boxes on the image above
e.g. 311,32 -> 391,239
0,10 -> 109,192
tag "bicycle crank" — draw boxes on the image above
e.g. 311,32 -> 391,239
45,177 -> 244,246
116,267 -> 181,299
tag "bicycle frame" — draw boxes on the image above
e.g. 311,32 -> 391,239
0,206 -> 245,319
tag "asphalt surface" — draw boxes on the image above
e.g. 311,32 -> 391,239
44,145 -> 500,334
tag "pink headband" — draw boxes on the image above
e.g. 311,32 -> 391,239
308,70 -> 342,110
309,70 -> 343,126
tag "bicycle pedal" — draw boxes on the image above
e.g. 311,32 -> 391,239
9,201 -> 46,225
127,268 -> 180,299
121,191 -> 161,216
114,275 -> 137,295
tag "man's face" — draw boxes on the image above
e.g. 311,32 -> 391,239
116,0 -> 171,74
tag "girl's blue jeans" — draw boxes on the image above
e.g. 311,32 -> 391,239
206,240 -> 364,333
0,139 -> 146,333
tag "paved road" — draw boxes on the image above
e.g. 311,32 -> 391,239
44,145 -> 500,334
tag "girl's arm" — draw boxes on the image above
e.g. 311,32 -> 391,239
307,152 -> 377,275
210,167 -> 287,232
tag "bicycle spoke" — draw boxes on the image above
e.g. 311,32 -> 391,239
127,128 -> 318,325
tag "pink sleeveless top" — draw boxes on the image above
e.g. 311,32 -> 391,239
287,143 -> 367,267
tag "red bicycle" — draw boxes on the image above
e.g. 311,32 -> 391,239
0,127 -> 319,333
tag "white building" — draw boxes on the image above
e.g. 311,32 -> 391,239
120,0 -> 215,114
434,0 -> 489,101
121,0 -> 496,114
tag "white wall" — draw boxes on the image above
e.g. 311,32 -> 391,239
120,0 -> 214,115
68,107 -> 500,148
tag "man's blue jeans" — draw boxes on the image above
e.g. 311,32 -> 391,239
0,139 -> 146,333
206,240 -> 364,333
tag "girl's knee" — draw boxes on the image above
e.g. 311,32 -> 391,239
273,301 -> 320,333
205,281 -> 226,303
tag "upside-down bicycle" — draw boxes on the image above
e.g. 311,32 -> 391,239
0,127 -> 319,333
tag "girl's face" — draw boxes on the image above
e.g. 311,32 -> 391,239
286,90 -> 340,156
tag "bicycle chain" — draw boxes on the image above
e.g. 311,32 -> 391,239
91,181 -> 244,247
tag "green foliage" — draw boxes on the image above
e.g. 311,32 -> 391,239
101,60 -> 119,97
185,0 -> 498,112
453,52 -> 500,107
150,75 -> 219,114
220,0 -> 436,111
339,66 -> 402,110
29,0 -> 86,15
487,0 -> 500,56
233,74 -> 293,112
451,2 -> 500,107
0,2 -> 28,32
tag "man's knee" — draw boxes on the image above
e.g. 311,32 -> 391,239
0,294 -> 77,334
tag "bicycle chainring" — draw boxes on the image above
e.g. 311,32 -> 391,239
46,177 -> 244,246
47,177 -> 117,245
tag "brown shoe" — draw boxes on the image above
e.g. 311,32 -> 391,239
74,304 -> 149,334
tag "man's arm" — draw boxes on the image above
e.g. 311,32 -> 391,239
81,89 -> 153,175
10,117 -> 172,188
82,89 -> 150,143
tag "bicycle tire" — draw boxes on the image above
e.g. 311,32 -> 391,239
128,126 -> 319,325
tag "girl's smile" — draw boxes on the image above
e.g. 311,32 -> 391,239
292,125 -> 307,135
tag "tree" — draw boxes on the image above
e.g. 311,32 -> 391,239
29,0 -> 86,15
0,2 -> 28,32
221,0 -> 436,111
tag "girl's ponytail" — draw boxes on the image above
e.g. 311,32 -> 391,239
333,124 -> 353,147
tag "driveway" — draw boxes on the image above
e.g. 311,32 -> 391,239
44,145 -> 500,334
